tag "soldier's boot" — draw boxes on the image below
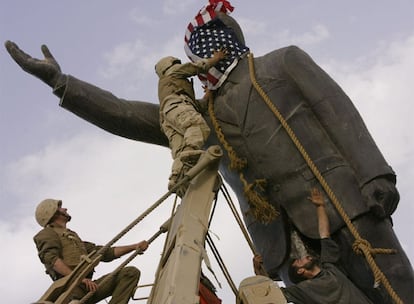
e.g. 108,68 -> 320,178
179,149 -> 204,165
172,150 -> 204,197
168,157 -> 184,193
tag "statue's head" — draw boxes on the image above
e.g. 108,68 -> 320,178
184,1 -> 249,90
215,11 -> 245,46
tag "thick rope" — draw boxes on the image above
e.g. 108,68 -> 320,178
206,232 -> 239,298
98,187 -> 176,255
247,53 -> 402,304
220,183 -> 256,254
207,93 -> 278,223
79,226 -> 168,304
220,183 -> 270,277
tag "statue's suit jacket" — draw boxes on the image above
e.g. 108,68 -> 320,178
57,46 -> 395,274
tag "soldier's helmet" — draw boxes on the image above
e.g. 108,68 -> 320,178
155,56 -> 181,77
35,199 -> 62,227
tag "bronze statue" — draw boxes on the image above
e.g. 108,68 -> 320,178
5,9 -> 413,304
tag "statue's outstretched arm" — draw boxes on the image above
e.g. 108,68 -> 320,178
5,40 -> 169,147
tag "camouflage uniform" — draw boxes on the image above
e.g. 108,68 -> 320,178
157,59 -> 213,188
34,224 -> 140,304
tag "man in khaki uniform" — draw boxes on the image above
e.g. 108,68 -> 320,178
34,199 -> 149,304
155,49 -> 226,193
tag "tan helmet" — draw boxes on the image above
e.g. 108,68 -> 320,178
35,199 -> 62,227
155,56 -> 181,77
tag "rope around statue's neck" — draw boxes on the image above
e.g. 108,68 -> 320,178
207,90 -> 278,224
245,52 -> 403,304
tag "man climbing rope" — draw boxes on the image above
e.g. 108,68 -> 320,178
253,188 -> 373,304
155,49 -> 227,195
33,198 -> 149,304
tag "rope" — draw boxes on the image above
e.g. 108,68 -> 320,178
220,183 -> 256,254
94,173 -> 193,258
206,232 -> 239,298
247,52 -> 402,304
219,183 -> 270,277
207,92 -> 278,224
79,226 -> 168,304
147,196 -> 179,303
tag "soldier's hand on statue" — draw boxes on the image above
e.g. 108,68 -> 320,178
4,41 -> 62,88
361,177 -> 400,218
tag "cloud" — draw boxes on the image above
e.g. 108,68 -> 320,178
0,130 -> 175,302
0,128 -> 250,303
162,0 -> 198,15
276,24 -> 330,47
242,21 -> 331,56
238,17 -> 267,37
0,219 -> 51,303
324,34 -> 414,163
322,33 -> 414,265
129,9 -> 157,27
98,33 -> 187,99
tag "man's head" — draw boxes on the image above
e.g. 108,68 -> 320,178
35,199 -> 71,227
288,255 -> 321,283
155,56 -> 181,77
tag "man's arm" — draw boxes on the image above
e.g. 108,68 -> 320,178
308,188 -> 330,238
186,49 -> 227,74
113,240 -> 149,258
52,258 -> 73,276
52,251 -> 99,291
309,188 -> 341,264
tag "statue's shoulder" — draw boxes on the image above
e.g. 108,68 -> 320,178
265,45 -> 309,60
260,45 -> 315,72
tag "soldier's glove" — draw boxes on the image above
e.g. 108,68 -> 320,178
361,176 -> 400,219
5,41 -> 62,88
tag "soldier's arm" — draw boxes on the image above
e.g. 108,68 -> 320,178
52,258 -> 73,276
114,240 -> 149,258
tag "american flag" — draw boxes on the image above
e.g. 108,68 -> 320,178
184,0 -> 250,90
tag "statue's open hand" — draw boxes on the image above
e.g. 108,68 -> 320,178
361,177 -> 400,218
5,41 -> 62,87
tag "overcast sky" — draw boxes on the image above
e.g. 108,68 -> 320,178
1,1 -> 413,303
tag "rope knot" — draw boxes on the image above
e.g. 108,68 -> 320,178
352,239 -> 372,255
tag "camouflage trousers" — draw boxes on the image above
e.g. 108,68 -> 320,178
161,98 -> 210,192
70,266 -> 140,304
